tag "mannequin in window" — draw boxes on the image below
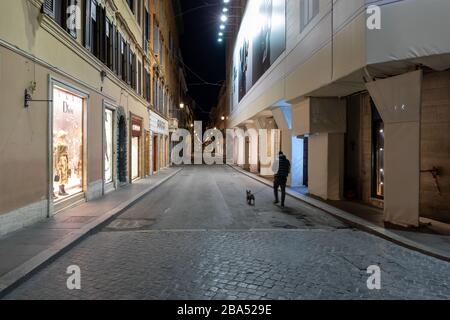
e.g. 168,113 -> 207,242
55,130 -> 70,196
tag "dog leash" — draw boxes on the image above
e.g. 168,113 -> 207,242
246,186 -> 268,196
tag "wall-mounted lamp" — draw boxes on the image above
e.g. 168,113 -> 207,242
24,89 -> 52,108
100,70 -> 107,82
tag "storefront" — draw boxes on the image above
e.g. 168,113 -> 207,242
50,80 -> 88,212
130,116 -> 143,181
149,110 -> 169,174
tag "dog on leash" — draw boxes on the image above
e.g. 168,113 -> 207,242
246,190 -> 255,206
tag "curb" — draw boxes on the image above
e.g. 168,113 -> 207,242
0,168 -> 183,297
230,165 -> 450,263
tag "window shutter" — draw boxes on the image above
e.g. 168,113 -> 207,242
100,6 -> 107,63
95,3 -> 101,58
138,61 -> 142,95
125,43 -> 130,84
117,32 -> 122,76
112,25 -> 116,72
43,0 -> 56,18
119,36 -> 124,79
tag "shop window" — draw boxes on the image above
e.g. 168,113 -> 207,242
372,102 -> 385,199
52,86 -> 84,201
104,109 -> 114,184
300,0 -> 319,33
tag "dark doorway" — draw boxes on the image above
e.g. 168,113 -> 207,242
153,135 -> 158,173
303,137 -> 309,187
118,115 -> 127,183
371,101 -> 385,199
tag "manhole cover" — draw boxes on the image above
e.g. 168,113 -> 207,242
105,219 -> 156,231
62,216 -> 96,223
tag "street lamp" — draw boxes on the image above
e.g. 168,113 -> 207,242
180,103 -> 185,109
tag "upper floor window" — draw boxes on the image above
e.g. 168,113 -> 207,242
159,36 -> 163,65
43,0 -> 78,38
153,19 -> 159,55
144,8 -> 150,51
126,0 -> 134,13
300,0 -> 319,33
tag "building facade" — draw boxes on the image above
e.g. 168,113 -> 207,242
226,0 -> 450,227
0,0 -> 185,236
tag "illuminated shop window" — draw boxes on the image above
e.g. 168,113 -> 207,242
104,109 -> 114,184
52,87 -> 84,201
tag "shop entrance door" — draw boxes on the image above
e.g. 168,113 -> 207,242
145,131 -> 150,176
118,116 -> 127,184
130,117 -> 142,181
153,135 -> 158,173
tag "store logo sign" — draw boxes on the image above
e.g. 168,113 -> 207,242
63,101 -> 74,115
132,124 -> 141,132
367,5 -> 381,30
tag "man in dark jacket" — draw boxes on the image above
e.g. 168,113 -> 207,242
274,151 -> 291,208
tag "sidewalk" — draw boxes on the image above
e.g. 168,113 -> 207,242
0,167 -> 182,296
231,165 -> 450,262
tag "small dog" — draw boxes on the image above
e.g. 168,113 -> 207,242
246,190 -> 255,206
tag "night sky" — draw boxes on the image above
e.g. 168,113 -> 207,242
179,0 -> 226,123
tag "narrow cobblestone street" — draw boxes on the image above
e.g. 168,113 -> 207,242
4,166 -> 450,300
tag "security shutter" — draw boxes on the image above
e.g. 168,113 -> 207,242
43,0 -> 56,18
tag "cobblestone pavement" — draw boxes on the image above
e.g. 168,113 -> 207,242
4,166 -> 450,300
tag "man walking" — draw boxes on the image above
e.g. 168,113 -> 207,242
273,151 -> 291,208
